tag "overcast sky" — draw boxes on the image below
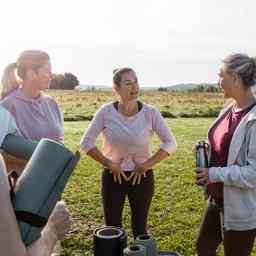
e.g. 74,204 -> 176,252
0,0 -> 255,86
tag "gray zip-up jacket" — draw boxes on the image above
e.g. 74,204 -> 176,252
208,104 -> 256,231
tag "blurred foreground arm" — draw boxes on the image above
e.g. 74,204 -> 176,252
0,155 -> 70,256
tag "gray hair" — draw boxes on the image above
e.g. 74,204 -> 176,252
223,53 -> 256,88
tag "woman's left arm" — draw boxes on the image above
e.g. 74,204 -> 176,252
130,108 -> 177,185
51,98 -> 64,143
136,108 -> 177,171
208,122 -> 256,189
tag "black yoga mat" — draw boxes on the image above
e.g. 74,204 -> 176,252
94,226 -> 128,256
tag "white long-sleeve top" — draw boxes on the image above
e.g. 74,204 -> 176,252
80,102 -> 177,171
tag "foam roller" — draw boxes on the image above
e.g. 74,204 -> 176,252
135,234 -> 158,256
12,138 -> 80,246
124,244 -> 146,256
94,226 -> 128,256
1,134 -> 38,160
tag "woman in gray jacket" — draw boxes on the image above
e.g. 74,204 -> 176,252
195,53 -> 256,256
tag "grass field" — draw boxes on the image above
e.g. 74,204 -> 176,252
48,90 -> 226,120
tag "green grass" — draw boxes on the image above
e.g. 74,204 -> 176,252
61,118 -> 207,255
61,118 -> 256,256
48,90 -> 225,121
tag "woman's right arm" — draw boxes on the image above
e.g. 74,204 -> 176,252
0,155 -> 70,256
80,105 -> 127,183
80,106 -> 106,154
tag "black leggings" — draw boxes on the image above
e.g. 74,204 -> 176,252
196,200 -> 256,256
101,169 -> 154,238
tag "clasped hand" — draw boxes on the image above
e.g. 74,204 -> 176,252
108,160 -> 148,185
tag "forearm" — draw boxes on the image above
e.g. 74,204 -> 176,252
27,225 -> 58,256
86,147 -> 110,167
0,156 -> 57,256
143,149 -> 169,170
209,164 -> 256,189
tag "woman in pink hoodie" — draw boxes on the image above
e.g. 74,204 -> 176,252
0,50 -> 63,175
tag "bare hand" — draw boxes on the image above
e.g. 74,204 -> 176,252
47,201 -> 70,240
194,168 -> 209,186
108,161 -> 128,184
128,161 -> 148,186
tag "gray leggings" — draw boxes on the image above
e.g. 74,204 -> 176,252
101,169 -> 154,238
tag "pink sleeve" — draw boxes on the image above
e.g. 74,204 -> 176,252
50,98 -> 64,142
80,105 -> 105,153
0,97 -> 16,117
151,108 -> 177,154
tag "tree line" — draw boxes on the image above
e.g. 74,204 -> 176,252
49,73 -> 79,90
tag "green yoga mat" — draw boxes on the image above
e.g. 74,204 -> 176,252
12,138 -> 80,246
1,134 -> 38,160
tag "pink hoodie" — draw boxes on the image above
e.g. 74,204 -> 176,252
0,89 -> 63,142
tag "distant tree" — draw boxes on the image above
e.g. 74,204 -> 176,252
49,74 -> 65,89
61,73 -> 79,90
206,85 -> 220,93
194,85 -> 205,92
49,72 -> 79,90
189,84 -> 219,93
158,87 -> 168,92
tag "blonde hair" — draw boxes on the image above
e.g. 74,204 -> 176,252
1,50 -> 50,99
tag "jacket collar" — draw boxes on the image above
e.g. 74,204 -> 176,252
228,105 -> 256,164
208,103 -> 256,165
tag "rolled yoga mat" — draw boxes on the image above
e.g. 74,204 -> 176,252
135,234 -> 158,256
94,226 -> 128,256
1,134 -> 38,160
124,244 -> 146,256
12,138 -> 80,246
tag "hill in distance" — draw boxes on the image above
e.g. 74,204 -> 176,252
75,83 -> 218,91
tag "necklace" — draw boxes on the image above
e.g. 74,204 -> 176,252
233,98 -> 256,112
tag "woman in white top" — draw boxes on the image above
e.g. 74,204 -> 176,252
81,68 -> 177,238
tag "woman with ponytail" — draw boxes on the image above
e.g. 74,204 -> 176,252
0,50 -> 63,175
1,50 -> 63,142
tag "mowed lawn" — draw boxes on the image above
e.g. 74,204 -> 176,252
61,118 -> 256,256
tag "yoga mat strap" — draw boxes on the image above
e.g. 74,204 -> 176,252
15,211 -> 48,228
